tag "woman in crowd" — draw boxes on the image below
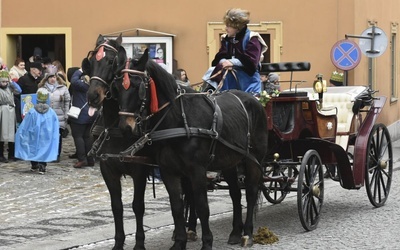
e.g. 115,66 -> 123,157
0,70 -> 21,162
68,67 -> 97,168
9,58 -> 27,82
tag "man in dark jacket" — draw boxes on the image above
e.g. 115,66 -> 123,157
17,61 -> 43,94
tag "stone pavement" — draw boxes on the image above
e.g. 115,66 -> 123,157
0,132 -> 399,250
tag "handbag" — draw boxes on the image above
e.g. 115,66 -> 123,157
67,102 -> 87,119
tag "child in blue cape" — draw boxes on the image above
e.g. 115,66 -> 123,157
15,88 -> 59,174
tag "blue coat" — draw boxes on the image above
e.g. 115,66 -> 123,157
15,104 -> 59,162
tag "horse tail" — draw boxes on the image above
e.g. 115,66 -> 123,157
254,187 -> 263,221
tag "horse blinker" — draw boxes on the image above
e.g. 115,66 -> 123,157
139,82 -> 146,100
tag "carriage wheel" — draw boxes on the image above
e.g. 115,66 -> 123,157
365,123 -> 393,208
262,164 -> 291,204
297,150 -> 324,231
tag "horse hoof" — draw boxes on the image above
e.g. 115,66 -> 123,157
169,241 -> 187,250
241,235 -> 254,247
227,235 -> 241,245
133,244 -> 146,250
187,230 -> 198,241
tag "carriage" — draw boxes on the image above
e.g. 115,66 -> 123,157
209,61 -> 393,231
86,35 -> 392,249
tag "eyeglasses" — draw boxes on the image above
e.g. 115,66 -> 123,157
1,81 -> 9,83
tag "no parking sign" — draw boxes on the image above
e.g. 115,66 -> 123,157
330,39 -> 362,70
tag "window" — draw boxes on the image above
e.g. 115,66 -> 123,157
108,36 -> 173,73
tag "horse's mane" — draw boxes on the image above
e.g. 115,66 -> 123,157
145,60 -> 178,102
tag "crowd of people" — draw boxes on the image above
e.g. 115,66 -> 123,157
0,48 -> 97,174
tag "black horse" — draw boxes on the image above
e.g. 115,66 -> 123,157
84,34 -> 151,250
112,51 -> 269,249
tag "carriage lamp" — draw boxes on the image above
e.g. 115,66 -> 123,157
313,73 -> 327,109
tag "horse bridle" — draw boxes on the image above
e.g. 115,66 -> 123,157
117,68 -> 153,135
88,41 -> 120,99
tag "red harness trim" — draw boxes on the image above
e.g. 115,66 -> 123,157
95,41 -> 109,61
123,60 -> 131,90
149,78 -> 158,113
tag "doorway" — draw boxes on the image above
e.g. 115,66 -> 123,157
17,34 -> 66,68
0,27 -> 72,73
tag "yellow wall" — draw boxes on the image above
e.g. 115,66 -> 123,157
1,0 -> 400,136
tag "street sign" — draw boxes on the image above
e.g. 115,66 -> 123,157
330,39 -> 362,70
359,26 -> 388,58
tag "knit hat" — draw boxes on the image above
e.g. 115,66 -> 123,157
37,88 -> 49,103
30,61 -> 43,71
223,8 -> 250,30
330,71 -> 344,86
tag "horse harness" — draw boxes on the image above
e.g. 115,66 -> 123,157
113,69 -> 260,166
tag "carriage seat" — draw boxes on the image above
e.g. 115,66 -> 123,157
294,86 -> 368,150
321,93 -> 355,150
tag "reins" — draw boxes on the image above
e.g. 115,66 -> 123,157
202,67 -> 238,94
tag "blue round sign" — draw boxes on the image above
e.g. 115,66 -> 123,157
330,39 -> 361,70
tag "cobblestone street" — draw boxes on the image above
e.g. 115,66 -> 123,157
1,133 -> 399,250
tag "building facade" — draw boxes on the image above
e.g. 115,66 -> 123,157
1,0 -> 400,138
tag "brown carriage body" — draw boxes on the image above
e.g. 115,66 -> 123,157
260,62 -> 392,230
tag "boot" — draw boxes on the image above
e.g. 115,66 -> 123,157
0,142 -> 7,163
7,142 -> 17,161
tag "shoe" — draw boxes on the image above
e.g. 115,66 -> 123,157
73,161 -> 88,168
87,161 -> 95,166
0,156 -> 8,163
69,153 -> 77,159
31,165 -> 39,172
38,165 -> 46,174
